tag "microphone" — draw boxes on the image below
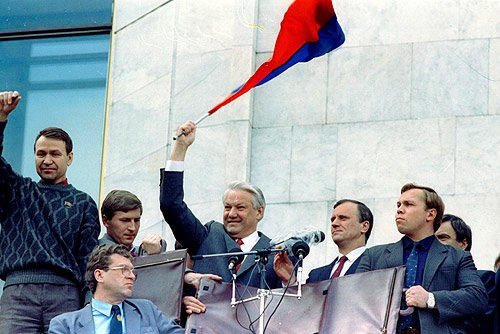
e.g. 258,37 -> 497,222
227,248 -> 244,272
291,240 -> 310,259
271,230 -> 325,259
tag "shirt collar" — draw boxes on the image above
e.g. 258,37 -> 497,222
343,246 -> 366,262
92,298 -> 123,317
403,235 -> 435,251
240,230 -> 259,245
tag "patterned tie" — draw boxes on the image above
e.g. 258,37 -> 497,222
110,305 -> 123,334
235,239 -> 244,271
331,255 -> 348,279
400,243 -> 419,330
404,243 -> 418,288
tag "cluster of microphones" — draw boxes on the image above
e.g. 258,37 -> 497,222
227,230 -> 326,272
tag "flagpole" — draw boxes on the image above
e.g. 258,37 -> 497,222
172,112 -> 211,140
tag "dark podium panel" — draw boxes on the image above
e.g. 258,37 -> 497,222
132,249 -> 187,321
186,267 -> 404,334
320,266 -> 405,334
186,279 -> 329,334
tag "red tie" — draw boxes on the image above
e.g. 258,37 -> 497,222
235,239 -> 244,271
331,256 -> 348,279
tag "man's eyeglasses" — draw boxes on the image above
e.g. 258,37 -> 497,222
103,265 -> 137,278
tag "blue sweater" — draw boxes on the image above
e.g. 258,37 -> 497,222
0,121 -> 100,294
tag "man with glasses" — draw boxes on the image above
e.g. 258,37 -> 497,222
48,244 -> 184,334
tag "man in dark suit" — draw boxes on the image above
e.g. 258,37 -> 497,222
435,214 -> 496,334
307,199 -> 373,283
357,183 -> 488,334
159,121 -> 294,313
48,244 -> 184,334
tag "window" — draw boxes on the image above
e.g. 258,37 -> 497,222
0,0 -> 112,294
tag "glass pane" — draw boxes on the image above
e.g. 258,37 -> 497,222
0,0 -> 112,33
0,34 -> 109,202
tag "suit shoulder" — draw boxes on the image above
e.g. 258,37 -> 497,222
51,306 -> 87,322
366,241 -> 399,253
309,263 -> 331,275
127,298 -> 153,306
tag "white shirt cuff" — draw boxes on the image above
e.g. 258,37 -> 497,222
165,160 -> 185,172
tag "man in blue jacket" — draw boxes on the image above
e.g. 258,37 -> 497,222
49,244 -> 184,334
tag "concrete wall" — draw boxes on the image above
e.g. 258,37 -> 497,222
103,0 -> 500,278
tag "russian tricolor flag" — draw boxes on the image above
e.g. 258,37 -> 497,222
208,0 -> 345,114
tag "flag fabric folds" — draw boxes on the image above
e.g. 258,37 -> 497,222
208,0 -> 345,114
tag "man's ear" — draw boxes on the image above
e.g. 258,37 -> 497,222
426,208 -> 437,222
360,220 -> 369,234
94,269 -> 105,283
256,206 -> 264,222
102,215 -> 110,228
459,239 -> 468,251
67,152 -> 73,166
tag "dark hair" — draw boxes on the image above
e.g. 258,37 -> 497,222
34,127 -> 73,154
101,190 -> 143,219
334,199 -> 374,242
494,253 -> 500,271
86,244 -> 133,293
401,183 -> 444,232
442,214 -> 472,251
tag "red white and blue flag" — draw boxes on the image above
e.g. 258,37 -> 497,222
208,0 -> 345,114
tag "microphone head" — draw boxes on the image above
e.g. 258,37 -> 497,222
227,248 -> 244,265
318,231 -> 325,242
291,240 -> 310,259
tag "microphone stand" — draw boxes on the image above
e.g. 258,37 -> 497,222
192,248 -> 304,334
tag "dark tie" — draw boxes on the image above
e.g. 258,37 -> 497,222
130,248 -> 138,258
331,255 -> 348,279
110,305 -> 122,334
404,243 -> 418,288
400,243 -> 419,330
235,239 -> 244,271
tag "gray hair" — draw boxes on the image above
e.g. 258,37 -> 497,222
223,181 -> 266,210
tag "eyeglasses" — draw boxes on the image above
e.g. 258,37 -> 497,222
103,265 -> 137,278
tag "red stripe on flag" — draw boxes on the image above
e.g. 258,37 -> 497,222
208,0 -> 336,114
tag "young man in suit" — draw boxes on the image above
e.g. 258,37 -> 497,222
48,244 -> 184,334
99,189 -> 166,256
307,199 -> 373,282
357,183 -> 488,334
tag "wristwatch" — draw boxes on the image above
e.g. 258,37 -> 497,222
426,292 -> 436,309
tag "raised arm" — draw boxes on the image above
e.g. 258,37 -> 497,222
160,121 -> 208,254
0,91 -> 22,122
170,120 -> 196,161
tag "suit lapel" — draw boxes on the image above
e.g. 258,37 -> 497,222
422,238 -> 448,288
76,304 -> 95,334
321,258 -> 337,280
384,240 -> 404,268
123,300 -> 141,334
345,253 -> 364,276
